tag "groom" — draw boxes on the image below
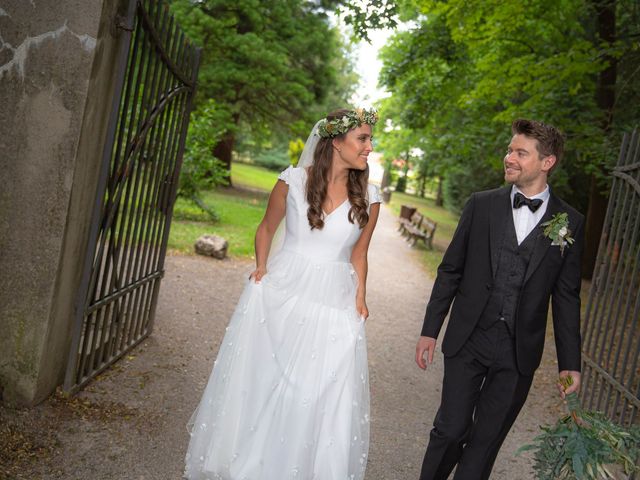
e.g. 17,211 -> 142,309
415,119 -> 584,480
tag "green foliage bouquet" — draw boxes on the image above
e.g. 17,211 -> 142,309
518,377 -> 640,479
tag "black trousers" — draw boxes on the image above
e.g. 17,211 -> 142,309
419,321 -> 534,480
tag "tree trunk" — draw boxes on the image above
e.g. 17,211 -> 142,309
435,176 -> 443,207
213,131 -> 235,186
381,167 -> 391,190
583,0 -> 617,279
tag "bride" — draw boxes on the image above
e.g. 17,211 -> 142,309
184,108 -> 381,480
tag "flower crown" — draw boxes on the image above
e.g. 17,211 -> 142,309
317,108 -> 379,138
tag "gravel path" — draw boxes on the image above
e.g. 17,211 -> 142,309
1,203 -> 565,479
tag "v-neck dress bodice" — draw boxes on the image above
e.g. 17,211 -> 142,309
279,166 -> 380,263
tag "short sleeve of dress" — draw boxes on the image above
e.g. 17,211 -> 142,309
368,184 -> 382,205
278,165 -> 294,184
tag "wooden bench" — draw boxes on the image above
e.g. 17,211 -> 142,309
398,210 -> 437,249
398,210 -> 422,236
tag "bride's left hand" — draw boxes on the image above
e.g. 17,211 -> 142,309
356,297 -> 369,321
249,266 -> 267,283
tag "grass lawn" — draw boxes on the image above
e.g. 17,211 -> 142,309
168,163 -> 462,278
386,190 -> 460,277
169,188 -> 268,258
168,163 -> 281,257
231,162 -> 281,191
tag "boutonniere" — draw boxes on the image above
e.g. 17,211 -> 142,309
541,212 -> 574,256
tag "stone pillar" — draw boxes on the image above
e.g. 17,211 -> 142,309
0,0 -> 129,406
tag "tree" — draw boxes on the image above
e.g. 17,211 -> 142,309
378,11 -> 505,211
377,0 -> 640,275
170,0 -> 344,183
233,26 -> 360,170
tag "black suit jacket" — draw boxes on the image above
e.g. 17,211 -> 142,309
421,186 -> 584,375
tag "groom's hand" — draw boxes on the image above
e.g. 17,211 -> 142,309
416,336 -> 437,370
557,370 -> 581,399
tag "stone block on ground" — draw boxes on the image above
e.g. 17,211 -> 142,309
194,234 -> 228,259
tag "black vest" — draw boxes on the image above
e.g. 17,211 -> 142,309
478,218 -> 537,335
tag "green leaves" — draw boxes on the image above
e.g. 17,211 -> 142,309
377,0 -> 640,213
178,99 -> 229,220
170,0 -> 348,140
541,212 -> 575,255
517,391 -> 640,480
338,0 -> 398,42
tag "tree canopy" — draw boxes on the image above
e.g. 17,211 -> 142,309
169,0 -> 639,277
170,0 -> 359,175
376,0 -> 639,275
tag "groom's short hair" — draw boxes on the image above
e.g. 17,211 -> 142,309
512,119 -> 564,174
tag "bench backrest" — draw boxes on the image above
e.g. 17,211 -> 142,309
422,217 -> 437,234
410,211 -> 423,226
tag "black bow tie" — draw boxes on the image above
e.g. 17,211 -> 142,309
513,192 -> 543,212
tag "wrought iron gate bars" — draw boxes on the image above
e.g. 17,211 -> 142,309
581,128 -> 640,428
64,0 -> 200,393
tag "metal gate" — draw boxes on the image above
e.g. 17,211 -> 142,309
581,128 -> 640,428
64,0 -> 200,392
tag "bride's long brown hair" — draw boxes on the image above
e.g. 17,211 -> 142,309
306,109 -> 370,230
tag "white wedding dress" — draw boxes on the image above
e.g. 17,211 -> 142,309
184,166 -> 381,480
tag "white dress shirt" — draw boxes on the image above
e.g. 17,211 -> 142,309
510,185 -> 550,245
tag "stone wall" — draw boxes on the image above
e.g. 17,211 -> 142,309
0,0 -> 128,406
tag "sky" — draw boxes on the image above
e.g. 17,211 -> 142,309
327,17 -> 397,182
328,10 -> 395,108
350,28 -> 398,181
350,28 -> 395,107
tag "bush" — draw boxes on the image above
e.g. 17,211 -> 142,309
178,100 -> 229,220
289,138 -> 305,166
253,146 -> 291,171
